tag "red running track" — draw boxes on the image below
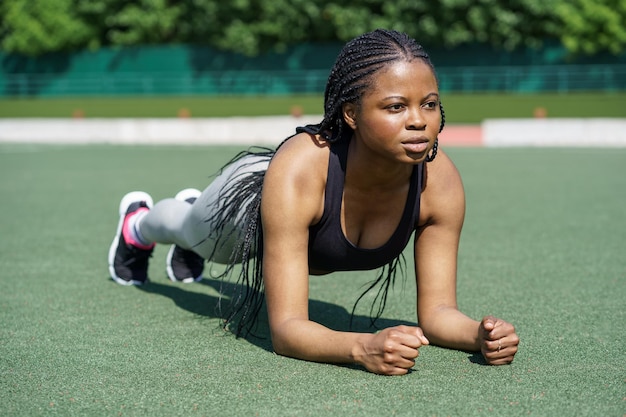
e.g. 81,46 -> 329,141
438,125 -> 482,147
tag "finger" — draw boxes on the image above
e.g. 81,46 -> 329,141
373,349 -> 417,375
388,351 -> 418,368
490,334 -> 519,351
484,353 -> 516,366
483,316 -> 512,340
481,316 -> 497,333
391,326 -> 427,348
484,339 -> 503,354
384,339 -> 420,360
483,340 -> 518,360
384,348 -> 418,370
380,364 -> 414,376
413,327 -> 430,345
487,320 -> 516,341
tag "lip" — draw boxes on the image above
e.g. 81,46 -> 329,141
401,137 -> 430,154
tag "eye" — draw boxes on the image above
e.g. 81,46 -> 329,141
423,100 -> 438,109
386,103 -> 405,112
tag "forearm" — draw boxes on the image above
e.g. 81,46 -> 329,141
419,307 -> 481,352
270,319 -> 371,365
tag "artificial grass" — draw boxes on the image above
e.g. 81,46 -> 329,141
0,92 -> 625,122
0,144 -> 624,416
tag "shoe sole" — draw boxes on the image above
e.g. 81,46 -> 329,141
166,188 -> 203,283
174,188 -> 202,203
108,191 -> 154,286
166,245 -> 203,283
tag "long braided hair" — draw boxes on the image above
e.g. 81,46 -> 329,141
214,29 -> 445,335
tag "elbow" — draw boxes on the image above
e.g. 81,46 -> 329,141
419,323 -> 438,342
270,335 -> 289,356
418,305 -> 458,337
268,316 -> 312,358
268,321 -> 297,357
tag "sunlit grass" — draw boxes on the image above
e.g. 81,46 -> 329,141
1,92 -> 624,122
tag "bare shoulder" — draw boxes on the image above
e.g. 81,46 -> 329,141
419,149 -> 465,227
262,132 -> 330,226
266,132 -> 330,191
270,132 -> 329,172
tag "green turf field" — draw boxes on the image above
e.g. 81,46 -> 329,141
1,92 -> 625,122
1,144 -> 624,416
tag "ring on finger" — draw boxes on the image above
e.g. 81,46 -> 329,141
497,340 -> 502,352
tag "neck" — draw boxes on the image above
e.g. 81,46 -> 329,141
345,137 -> 413,190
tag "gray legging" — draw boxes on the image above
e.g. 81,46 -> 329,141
139,154 -> 270,264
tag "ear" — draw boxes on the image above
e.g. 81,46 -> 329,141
342,103 -> 358,130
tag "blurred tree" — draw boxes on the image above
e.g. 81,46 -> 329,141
556,0 -> 626,55
196,0 -> 332,56
0,0 -> 94,56
75,0 -> 183,47
320,0 -> 560,51
0,0 -> 623,56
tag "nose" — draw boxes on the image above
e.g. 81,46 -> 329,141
406,107 -> 426,130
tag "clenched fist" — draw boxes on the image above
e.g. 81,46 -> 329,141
479,316 -> 519,365
356,325 -> 430,375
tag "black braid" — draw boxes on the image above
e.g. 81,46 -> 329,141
350,254 -> 406,330
194,149 -> 271,336
439,101 -> 446,133
424,101 -> 445,162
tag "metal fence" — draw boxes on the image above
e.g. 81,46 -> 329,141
437,64 -> 625,93
1,64 -> 624,97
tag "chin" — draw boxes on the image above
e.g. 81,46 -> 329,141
403,152 -> 428,163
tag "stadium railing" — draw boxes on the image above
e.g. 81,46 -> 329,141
1,64 -> 624,97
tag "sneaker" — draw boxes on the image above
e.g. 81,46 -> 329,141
108,191 -> 155,286
166,188 -> 205,283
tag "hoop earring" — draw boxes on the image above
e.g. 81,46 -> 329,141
425,138 -> 438,162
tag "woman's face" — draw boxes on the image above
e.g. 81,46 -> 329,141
344,59 -> 441,164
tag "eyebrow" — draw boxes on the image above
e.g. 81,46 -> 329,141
381,92 -> 440,101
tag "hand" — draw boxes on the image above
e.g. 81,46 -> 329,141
479,316 -> 519,365
358,325 -> 429,375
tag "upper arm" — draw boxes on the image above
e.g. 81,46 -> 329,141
261,135 -> 327,334
414,150 -> 466,322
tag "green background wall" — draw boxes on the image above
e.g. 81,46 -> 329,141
1,43 -> 624,97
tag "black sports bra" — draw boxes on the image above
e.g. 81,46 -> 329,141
307,137 -> 423,272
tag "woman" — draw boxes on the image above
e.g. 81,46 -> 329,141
108,29 -> 519,375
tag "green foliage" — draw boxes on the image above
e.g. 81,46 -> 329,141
339,0 -> 561,50
208,0 -> 334,56
556,0 -> 626,55
104,0 -> 183,45
0,0 -> 95,56
0,0 -> 624,56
